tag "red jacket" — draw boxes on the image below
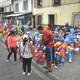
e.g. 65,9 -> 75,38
7,35 -> 17,48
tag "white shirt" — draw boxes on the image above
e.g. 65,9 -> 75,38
20,42 -> 32,58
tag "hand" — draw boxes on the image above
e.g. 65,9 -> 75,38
19,56 -> 23,62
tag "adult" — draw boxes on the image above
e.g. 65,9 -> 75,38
6,31 -> 17,62
20,35 -> 32,76
37,25 -> 55,72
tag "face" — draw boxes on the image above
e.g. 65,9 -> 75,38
39,29 -> 43,33
20,32 -> 23,36
26,39 -> 28,42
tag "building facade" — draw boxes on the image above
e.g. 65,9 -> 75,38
33,0 -> 80,28
14,0 -> 32,13
2,0 -> 13,14
0,0 -> 3,7
13,0 -> 32,24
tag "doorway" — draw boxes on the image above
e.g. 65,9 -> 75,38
48,15 -> 55,25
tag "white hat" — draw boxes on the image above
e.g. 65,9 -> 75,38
23,34 -> 28,39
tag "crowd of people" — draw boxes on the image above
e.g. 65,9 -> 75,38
31,25 -> 80,72
4,23 -> 80,76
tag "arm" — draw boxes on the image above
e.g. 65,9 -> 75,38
19,42 -> 24,57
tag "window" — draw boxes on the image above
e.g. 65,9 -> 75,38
9,7 -> 11,11
34,0 -> 37,8
37,0 -> 42,8
15,3 -> 19,12
23,0 -> 28,10
0,8 -> 4,12
48,15 -> 55,25
4,8 -> 7,12
34,0 -> 42,8
37,15 -> 42,25
53,0 -> 61,6
11,0 -> 14,4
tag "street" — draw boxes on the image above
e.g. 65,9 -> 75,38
0,40 -> 53,80
0,35 -> 80,80
0,0 -> 80,80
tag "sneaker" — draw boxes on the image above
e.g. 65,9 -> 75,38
6,60 -> 10,63
14,61 -> 18,64
69,59 -> 72,63
22,72 -> 26,75
27,73 -> 31,76
52,64 -> 54,66
54,65 -> 58,69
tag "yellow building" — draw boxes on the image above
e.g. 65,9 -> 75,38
32,0 -> 80,28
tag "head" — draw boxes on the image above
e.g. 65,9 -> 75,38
37,26 -> 43,33
23,37 -> 28,46
23,34 -> 28,46
20,32 -> 23,36
9,31 -> 16,36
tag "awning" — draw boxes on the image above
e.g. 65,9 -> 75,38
4,13 -> 22,17
3,12 -> 32,18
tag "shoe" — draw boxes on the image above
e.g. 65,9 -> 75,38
14,61 -> 18,64
6,60 -> 10,63
52,64 -> 54,66
47,70 -> 52,73
69,59 -> 72,63
22,72 -> 26,75
54,65 -> 58,69
27,73 -> 31,76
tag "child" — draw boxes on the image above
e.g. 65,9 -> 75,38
20,36 -> 32,76
54,41 -> 62,68
64,37 -> 73,63
66,43 -> 73,63
57,40 -> 67,65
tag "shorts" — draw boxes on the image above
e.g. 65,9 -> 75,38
45,48 -> 55,62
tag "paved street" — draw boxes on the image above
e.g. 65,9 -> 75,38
0,36 -> 80,80
0,39 -> 53,80
34,52 -> 80,80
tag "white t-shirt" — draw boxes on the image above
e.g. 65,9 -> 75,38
20,42 -> 32,58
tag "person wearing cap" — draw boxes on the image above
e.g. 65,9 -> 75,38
6,31 -> 17,62
20,35 -> 32,76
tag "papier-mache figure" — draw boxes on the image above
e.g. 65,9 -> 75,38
33,31 -> 40,49
69,28 -> 78,56
57,37 -> 67,65
64,35 -> 73,63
